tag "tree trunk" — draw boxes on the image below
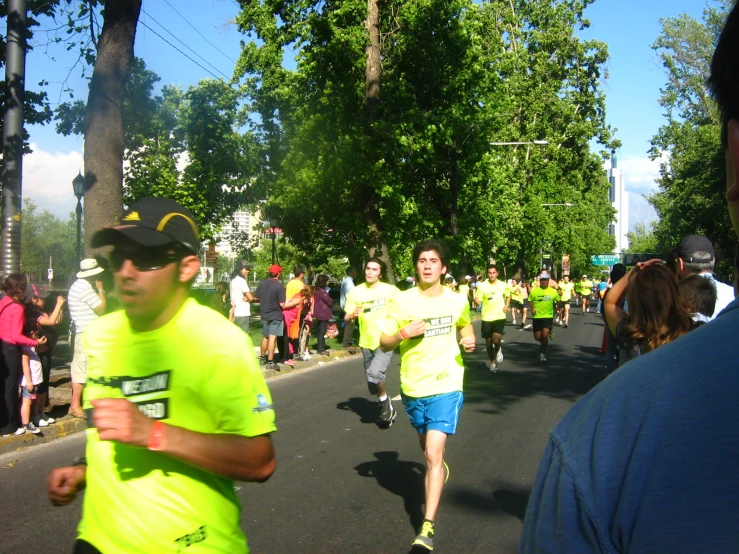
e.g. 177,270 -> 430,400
83,0 -> 142,254
363,0 -> 395,283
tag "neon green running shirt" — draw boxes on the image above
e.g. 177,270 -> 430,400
79,299 -> 277,554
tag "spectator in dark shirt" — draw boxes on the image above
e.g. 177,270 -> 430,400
312,275 -> 334,355
254,265 -> 286,371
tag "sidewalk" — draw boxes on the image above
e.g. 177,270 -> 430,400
0,338 -> 359,456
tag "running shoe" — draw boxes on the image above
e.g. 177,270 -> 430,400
23,422 -> 41,434
496,347 -> 503,363
259,355 -> 267,366
413,520 -> 435,551
284,359 -> 295,367
549,332 -> 555,340
379,397 -> 396,424
40,413 -> 55,424
489,362 -> 497,373
265,361 -> 280,371
564,324 -> 568,328
524,323 -> 533,330
540,353 -> 547,362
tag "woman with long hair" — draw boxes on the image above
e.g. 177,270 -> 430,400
312,274 -> 333,356
0,274 -> 47,436
604,259 -> 693,368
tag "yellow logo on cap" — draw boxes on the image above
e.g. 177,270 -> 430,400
122,212 -> 141,222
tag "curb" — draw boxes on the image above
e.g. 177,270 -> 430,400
0,348 -> 361,456
0,416 -> 87,456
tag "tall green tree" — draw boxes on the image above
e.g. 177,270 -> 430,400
234,0 -> 617,278
648,0 -> 734,274
20,199 -> 77,281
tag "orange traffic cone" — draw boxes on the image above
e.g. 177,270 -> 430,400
598,328 -> 607,354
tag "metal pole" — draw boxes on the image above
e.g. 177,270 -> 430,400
1,0 -> 27,276
76,197 -> 82,267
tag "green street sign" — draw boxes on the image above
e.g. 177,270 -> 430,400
591,254 -> 620,266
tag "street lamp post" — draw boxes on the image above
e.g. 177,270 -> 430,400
72,172 -> 84,267
490,140 -> 549,146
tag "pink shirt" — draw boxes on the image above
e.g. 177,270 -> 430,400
0,296 -> 38,347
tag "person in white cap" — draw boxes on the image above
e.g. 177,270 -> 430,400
67,258 -> 107,417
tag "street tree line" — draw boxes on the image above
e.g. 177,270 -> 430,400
4,0 -> 625,280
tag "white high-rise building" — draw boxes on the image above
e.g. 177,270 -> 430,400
215,210 -> 260,258
605,152 -> 629,254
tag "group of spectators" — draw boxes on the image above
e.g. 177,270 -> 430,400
601,234 -> 735,375
221,261 -> 353,371
0,258 -> 107,436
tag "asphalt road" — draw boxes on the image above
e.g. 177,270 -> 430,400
0,310 -> 606,554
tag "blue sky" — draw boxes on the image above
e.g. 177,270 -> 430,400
22,0 -> 711,227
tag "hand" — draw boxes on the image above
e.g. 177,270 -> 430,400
353,306 -> 364,319
401,319 -> 427,339
37,336 -> 48,345
459,335 -> 475,352
27,384 -> 36,393
47,465 -> 86,506
91,398 -> 154,448
531,309 -> 537,316
504,305 -> 509,312
95,279 -> 105,292
636,259 -> 663,270
56,295 -> 66,306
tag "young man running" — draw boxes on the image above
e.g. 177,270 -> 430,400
474,265 -> 510,373
47,198 -> 276,553
381,239 -> 475,551
528,272 -> 561,362
509,279 -> 524,326
580,275 -> 594,314
557,275 -> 575,328
344,258 -> 398,426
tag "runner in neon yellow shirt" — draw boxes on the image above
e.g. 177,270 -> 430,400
473,265 -> 510,373
529,272 -> 561,362
46,199 -> 276,554
344,257 -> 398,426
557,275 -> 575,328
580,275 -> 594,314
381,239 -> 474,551
509,279 -> 524,326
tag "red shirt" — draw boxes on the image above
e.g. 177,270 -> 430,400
0,295 -> 38,347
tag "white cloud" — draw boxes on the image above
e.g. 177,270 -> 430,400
22,143 -> 82,219
618,153 -> 668,196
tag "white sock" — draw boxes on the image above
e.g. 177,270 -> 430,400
378,394 -> 388,402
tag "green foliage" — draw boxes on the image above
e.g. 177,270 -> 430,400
234,0 -> 618,279
21,199 -> 78,282
55,58 -> 262,240
624,222 -> 660,255
648,1 -> 734,275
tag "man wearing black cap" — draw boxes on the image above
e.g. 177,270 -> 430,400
230,259 -> 254,333
47,198 -> 277,554
671,234 -> 735,320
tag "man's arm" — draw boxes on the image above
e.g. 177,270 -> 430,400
458,323 -> 475,351
92,280 -> 106,315
90,398 -> 276,482
380,319 -> 426,352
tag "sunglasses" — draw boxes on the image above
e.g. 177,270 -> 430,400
110,248 -> 184,272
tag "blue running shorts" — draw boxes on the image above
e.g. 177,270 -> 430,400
402,391 -> 464,435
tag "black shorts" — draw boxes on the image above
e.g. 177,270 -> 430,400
532,318 -> 553,332
511,300 -> 523,310
481,319 -> 506,338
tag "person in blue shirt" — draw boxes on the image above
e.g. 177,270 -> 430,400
596,277 -> 608,314
520,6 -> 739,552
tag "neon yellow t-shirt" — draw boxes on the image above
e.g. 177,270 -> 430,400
528,287 -> 561,318
79,298 -> 277,554
558,282 -> 575,301
510,285 -> 523,303
581,279 -> 593,295
474,280 -> 510,322
457,283 -> 470,299
344,282 -> 397,350
383,287 -> 471,398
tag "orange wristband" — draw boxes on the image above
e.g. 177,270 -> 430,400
147,420 -> 167,451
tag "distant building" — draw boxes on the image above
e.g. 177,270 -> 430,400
215,210 -> 261,258
605,152 -> 629,254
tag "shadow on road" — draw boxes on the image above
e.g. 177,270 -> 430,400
446,482 -> 531,521
355,451 -> 425,531
336,397 -> 379,424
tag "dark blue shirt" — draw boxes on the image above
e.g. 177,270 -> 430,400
521,297 -> 739,553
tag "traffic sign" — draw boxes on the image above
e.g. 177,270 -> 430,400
591,254 -> 620,266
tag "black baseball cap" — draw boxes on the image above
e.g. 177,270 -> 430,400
238,259 -> 253,270
677,235 -> 715,263
92,198 -> 199,254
